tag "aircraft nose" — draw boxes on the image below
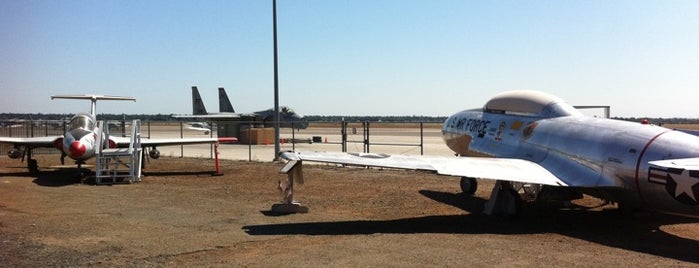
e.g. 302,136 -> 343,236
69,141 -> 86,158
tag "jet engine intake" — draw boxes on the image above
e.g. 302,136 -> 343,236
149,148 -> 160,159
7,148 -> 22,159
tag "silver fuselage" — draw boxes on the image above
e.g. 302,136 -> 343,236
61,113 -> 101,162
443,110 -> 699,217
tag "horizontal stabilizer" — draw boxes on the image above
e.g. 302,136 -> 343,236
51,95 -> 136,101
675,128 -> 699,137
649,157 -> 699,171
51,94 -> 136,117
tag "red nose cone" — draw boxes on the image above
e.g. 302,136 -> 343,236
69,141 -> 86,157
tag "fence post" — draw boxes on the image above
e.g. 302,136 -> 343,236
180,122 -> 184,158
420,122 -> 424,155
210,122 -> 214,159
341,119 -> 347,152
248,122 -> 253,162
363,121 -> 370,153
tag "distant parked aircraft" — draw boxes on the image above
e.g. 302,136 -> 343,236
0,94 -> 236,174
186,122 -> 213,135
172,86 -> 308,129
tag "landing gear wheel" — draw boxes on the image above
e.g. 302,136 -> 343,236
460,177 -> 478,195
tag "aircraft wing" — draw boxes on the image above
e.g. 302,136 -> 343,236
171,114 -> 242,119
111,137 -> 237,147
0,136 -> 61,147
280,151 -> 568,187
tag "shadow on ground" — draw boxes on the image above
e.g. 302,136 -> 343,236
247,189 -> 699,263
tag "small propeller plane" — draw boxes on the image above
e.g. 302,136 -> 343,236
0,94 -> 237,174
279,90 -> 699,218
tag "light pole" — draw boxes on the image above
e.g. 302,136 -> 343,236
272,0 -> 280,161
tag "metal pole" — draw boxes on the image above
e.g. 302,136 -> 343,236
121,114 -> 126,137
248,122 -> 253,162
367,121 -> 370,153
420,122 -> 424,155
341,119 -> 347,152
180,122 -> 184,158
292,121 -> 296,151
272,0 -> 281,161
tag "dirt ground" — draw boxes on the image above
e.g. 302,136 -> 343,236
2,155 -> 699,267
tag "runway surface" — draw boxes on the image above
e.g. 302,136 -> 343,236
142,124 -> 453,162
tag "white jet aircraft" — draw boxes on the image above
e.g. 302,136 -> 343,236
0,95 -> 237,174
280,90 -> 699,218
186,122 -> 213,135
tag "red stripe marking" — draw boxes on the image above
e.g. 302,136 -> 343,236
634,130 -> 672,205
217,137 -> 238,143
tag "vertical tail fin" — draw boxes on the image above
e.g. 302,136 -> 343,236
218,87 -> 235,113
191,86 -> 207,115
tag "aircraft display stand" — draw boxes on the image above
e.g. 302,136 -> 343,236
483,181 -> 522,216
94,120 -> 143,184
272,160 -> 309,213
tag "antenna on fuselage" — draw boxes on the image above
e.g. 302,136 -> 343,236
51,95 -> 136,117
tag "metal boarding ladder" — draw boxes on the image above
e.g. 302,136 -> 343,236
95,120 -> 143,184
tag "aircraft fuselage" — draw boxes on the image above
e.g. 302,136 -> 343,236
442,109 -> 699,217
60,113 -> 101,162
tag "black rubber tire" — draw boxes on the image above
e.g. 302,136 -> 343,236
460,177 -> 478,195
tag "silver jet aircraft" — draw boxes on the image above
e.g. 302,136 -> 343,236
280,90 -> 699,218
0,95 -> 237,174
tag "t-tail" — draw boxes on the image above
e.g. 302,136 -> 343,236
191,86 -> 207,115
51,94 -> 136,117
218,87 -> 235,113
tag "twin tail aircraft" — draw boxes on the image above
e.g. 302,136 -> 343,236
172,86 -> 308,129
281,90 -> 699,218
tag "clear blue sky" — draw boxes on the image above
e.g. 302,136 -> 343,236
2,1 -> 698,117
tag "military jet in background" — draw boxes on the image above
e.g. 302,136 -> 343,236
172,86 -> 308,129
186,122 -> 214,135
280,90 -> 699,219
0,95 -> 236,174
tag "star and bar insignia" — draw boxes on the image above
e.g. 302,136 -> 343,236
649,167 -> 699,206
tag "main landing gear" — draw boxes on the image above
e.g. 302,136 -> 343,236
28,159 -> 39,175
460,177 -> 478,196
24,146 -> 39,175
460,177 -> 524,217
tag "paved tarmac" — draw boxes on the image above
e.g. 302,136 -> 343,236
144,125 -> 454,162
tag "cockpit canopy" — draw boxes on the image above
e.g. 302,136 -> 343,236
483,90 -> 582,118
281,106 -> 296,115
69,113 -> 96,130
